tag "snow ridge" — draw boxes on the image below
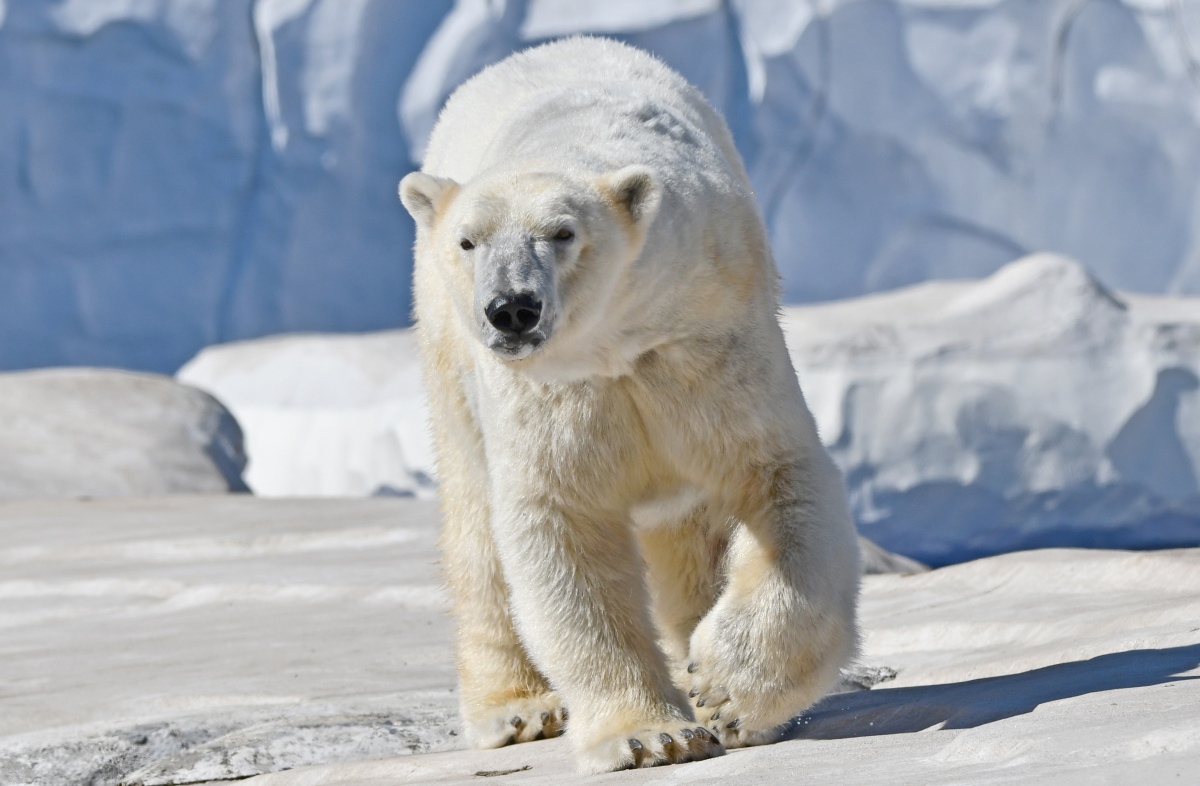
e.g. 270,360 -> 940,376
180,255 -> 1200,566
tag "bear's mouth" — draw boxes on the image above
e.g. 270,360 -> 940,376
487,333 -> 545,360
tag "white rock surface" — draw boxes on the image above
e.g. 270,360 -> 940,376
2,496 -> 1195,785
179,254 -> 1200,564
3,1 -> 1200,371
0,369 -> 248,498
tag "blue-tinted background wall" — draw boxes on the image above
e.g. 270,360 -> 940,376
2,0 -> 1198,372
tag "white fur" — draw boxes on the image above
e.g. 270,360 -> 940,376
399,37 -> 860,774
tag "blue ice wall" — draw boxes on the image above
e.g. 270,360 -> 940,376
2,0 -> 1199,371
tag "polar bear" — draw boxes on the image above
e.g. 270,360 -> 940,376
399,37 -> 860,773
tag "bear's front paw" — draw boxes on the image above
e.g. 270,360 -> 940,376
685,661 -> 793,748
465,692 -> 567,748
686,599 -> 851,748
578,721 -> 724,773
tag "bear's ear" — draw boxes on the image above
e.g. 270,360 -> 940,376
599,165 -> 662,229
399,172 -> 459,229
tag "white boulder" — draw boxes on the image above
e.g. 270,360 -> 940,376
0,368 -> 248,498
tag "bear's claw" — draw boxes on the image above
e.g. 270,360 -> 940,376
466,693 -> 567,748
585,722 -> 723,772
686,663 -> 784,748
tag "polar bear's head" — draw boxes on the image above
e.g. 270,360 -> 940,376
400,167 -> 661,373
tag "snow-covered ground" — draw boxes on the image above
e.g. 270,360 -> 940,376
1,496 -> 1196,785
3,1 -> 1200,371
179,254 -> 1200,565
0,497 -> 458,786
251,550 -> 1200,786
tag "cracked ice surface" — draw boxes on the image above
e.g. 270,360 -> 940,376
2,0 -> 1200,371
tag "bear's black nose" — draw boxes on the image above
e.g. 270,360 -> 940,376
485,293 -> 542,337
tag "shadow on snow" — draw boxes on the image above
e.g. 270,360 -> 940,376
791,644 -> 1200,739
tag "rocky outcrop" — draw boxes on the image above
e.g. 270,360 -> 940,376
0,369 -> 248,497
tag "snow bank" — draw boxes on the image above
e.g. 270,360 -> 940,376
178,331 -> 434,498
3,0 -> 1200,371
788,253 -> 1200,564
179,254 -> 1200,564
0,369 -> 248,498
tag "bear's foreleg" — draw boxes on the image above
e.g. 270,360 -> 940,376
490,499 -> 724,773
440,485 -> 566,747
686,451 -> 860,748
429,378 -> 565,747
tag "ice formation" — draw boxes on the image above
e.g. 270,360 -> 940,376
786,253 -> 1200,564
3,0 -> 1200,371
180,255 -> 1200,565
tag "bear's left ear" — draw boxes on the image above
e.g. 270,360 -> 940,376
399,172 -> 459,230
599,165 -> 662,229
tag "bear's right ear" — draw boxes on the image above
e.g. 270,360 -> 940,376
399,172 -> 459,230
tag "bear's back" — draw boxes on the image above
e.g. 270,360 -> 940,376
421,37 -> 748,196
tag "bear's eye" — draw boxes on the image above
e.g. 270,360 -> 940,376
459,239 -> 475,251
553,228 -> 574,242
